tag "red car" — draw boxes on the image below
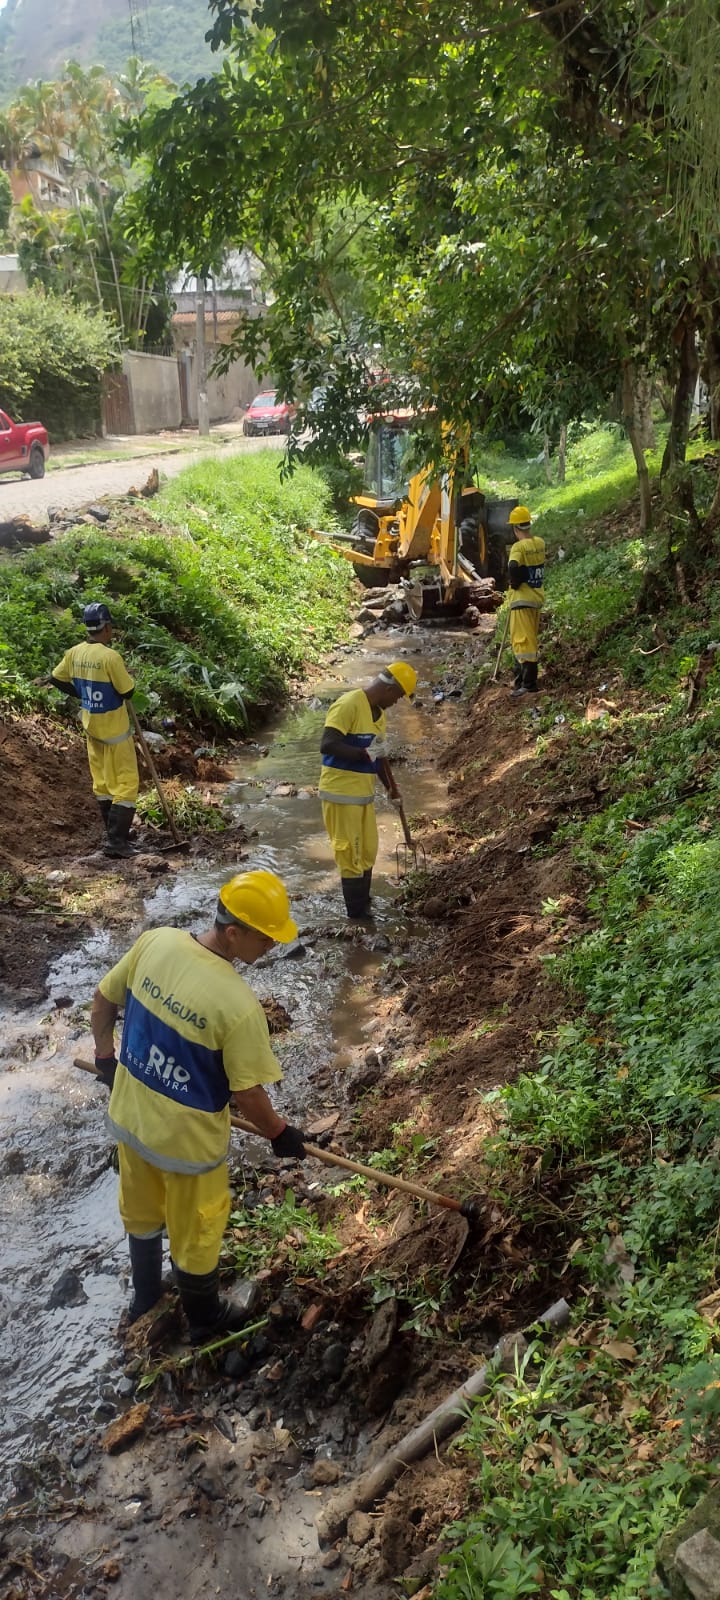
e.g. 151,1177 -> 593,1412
0,410 -> 48,478
242,390 -> 295,437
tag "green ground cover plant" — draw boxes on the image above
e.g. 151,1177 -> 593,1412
0,453 -> 351,731
435,425 -> 720,1599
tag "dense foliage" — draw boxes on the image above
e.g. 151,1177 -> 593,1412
430,436 -> 720,1598
124,0 -> 720,533
0,453 -> 351,728
1,61 -> 176,347
0,285 -> 118,436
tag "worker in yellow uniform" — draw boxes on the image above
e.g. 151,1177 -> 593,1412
507,506 -> 545,698
49,602 -> 139,857
90,869 -> 308,1341
319,661 -> 417,918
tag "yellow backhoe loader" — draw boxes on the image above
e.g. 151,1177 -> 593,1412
314,414 -> 518,619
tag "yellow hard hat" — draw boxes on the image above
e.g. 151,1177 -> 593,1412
218,869 -> 298,943
384,661 -> 418,697
509,505 -> 532,526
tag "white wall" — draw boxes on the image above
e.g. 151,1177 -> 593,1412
123,351 -> 182,434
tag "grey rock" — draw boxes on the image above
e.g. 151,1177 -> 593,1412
87,504 -> 110,523
116,1376 -> 135,1399
47,1268 -> 88,1309
675,1530 -> 720,1600
362,1298 -> 398,1371
346,1060 -> 384,1103
657,1487 -> 720,1598
229,1279 -> 262,1317
321,1343 -> 347,1381
140,731 -> 167,752
224,1349 -> 251,1380
194,1473 -> 225,1502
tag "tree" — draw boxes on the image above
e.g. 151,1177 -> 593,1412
0,284 -> 118,437
122,1 -> 718,527
0,61 -> 174,347
0,168 -> 11,238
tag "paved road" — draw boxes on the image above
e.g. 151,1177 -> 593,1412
0,435 -> 284,523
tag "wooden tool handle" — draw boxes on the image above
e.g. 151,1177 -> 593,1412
128,704 -> 183,847
73,1058 -> 462,1214
397,800 -> 415,849
229,1113 -> 462,1211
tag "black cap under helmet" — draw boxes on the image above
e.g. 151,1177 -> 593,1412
83,602 -> 112,632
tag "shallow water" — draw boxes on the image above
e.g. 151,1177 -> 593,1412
0,625 -> 479,1494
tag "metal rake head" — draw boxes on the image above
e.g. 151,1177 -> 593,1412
395,839 -> 427,880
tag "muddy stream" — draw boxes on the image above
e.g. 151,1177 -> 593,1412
0,624 -> 483,1594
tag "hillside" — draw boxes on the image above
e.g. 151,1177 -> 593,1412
0,0 -> 217,95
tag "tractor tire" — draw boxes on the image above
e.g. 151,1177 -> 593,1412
27,445 -> 45,480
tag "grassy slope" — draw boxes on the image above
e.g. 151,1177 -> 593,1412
430,428 -> 720,1600
0,454 -> 352,733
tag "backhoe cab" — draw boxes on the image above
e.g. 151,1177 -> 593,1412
320,416 -> 517,620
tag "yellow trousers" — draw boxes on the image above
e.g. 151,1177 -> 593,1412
322,800 -> 378,878
509,605 -> 540,663
86,732 -> 139,805
117,1144 -> 231,1274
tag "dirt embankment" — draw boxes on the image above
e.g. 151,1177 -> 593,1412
0,713 -> 238,1006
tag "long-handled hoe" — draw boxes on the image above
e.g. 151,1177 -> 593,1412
74,1058 -> 481,1221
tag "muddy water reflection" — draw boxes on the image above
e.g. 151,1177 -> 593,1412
0,627 -> 469,1494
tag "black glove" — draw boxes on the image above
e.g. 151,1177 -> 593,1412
95,1054 -> 117,1091
270,1123 -> 307,1159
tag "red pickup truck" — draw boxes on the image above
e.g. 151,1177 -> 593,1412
0,411 -> 48,479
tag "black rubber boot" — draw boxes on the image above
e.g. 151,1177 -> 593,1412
511,657 -> 527,697
363,869 -> 373,909
341,876 -> 370,919
128,1233 -> 164,1324
97,797 -> 112,836
523,661 -> 539,692
104,804 -> 136,858
175,1265 -> 259,1346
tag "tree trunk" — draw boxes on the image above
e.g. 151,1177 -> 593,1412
661,310 -> 699,476
622,359 -> 652,532
543,431 -> 553,484
634,371 -> 656,452
557,423 -> 567,484
701,321 -> 720,439
195,277 -> 210,436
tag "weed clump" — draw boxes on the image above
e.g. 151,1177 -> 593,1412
0,454 -> 351,731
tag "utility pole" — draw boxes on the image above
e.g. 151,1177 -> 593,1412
195,275 -> 210,437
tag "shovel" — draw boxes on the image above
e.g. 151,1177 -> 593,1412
128,704 -> 186,851
394,795 -> 426,879
74,1058 -> 480,1220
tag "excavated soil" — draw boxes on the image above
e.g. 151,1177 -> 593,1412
0,715 -> 244,1006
